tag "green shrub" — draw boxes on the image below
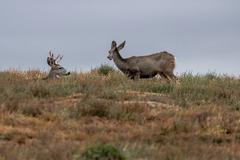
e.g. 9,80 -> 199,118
150,84 -> 174,93
79,144 -> 127,160
108,103 -> 147,123
98,88 -> 119,100
1,96 -> 21,113
96,64 -> 115,75
0,133 -> 12,141
21,105 -> 42,117
69,98 -> 112,119
30,84 -> 50,98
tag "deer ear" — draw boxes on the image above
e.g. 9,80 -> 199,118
111,41 -> 117,49
47,57 -> 52,66
47,51 -> 55,66
49,51 -> 54,58
117,41 -> 126,51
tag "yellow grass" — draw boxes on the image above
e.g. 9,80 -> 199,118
0,70 -> 240,160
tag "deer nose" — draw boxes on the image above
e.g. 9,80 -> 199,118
107,55 -> 112,60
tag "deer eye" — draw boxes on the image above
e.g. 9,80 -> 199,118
59,67 -> 63,69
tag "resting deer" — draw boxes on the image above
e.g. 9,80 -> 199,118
107,41 -> 177,81
44,51 -> 70,79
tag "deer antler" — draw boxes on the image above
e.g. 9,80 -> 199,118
55,55 -> 63,64
47,51 -> 63,67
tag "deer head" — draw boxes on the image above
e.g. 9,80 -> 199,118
46,51 -> 70,79
107,41 -> 126,60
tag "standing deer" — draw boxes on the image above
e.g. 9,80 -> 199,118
44,51 -> 70,79
107,41 -> 177,81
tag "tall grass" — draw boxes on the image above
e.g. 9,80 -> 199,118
0,70 -> 240,160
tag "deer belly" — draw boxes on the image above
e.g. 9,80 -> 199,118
140,72 -> 158,78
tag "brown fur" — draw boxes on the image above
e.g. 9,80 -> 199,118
108,41 -> 177,81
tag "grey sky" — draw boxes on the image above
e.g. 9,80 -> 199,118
0,0 -> 239,75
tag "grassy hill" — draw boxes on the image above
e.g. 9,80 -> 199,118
0,69 -> 240,160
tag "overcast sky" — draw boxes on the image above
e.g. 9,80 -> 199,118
0,0 -> 239,75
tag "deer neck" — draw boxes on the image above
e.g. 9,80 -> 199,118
113,51 -> 129,71
47,69 -> 58,79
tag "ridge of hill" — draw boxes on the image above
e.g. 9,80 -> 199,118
0,70 -> 240,160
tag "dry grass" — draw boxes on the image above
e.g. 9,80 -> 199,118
0,69 -> 240,160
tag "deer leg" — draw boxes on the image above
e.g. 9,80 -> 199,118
166,72 -> 179,84
125,71 -> 134,79
128,75 -> 134,79
133,72 -> 140,80
127,69 -> 140,80
159,72 -> 168,80
160,72 -> 171,82
166,72 -> 178,80
164,74 -> 172,83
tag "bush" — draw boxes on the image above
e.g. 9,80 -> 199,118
30,84 -> 50,98
69,97 -> 146,123
69,98 -> 112,119
21,105 -> 42,117
96,64 -> 115,75
79,143 -> 127,160
1,96 -> 20,113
